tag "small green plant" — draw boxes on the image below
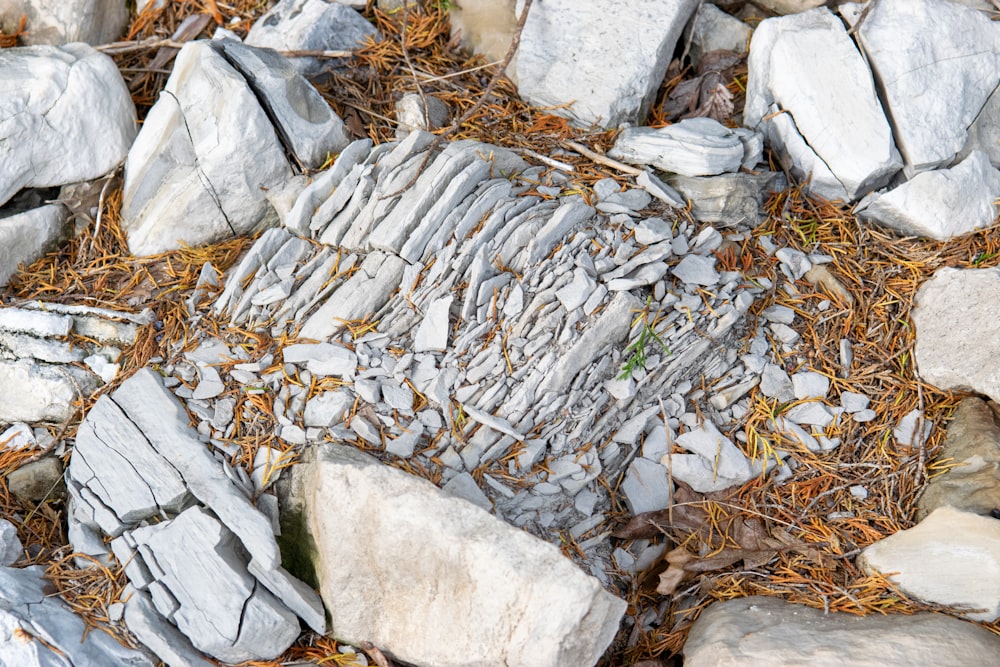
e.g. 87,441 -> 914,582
618,297 -> 670,380
973,250 -> 997,266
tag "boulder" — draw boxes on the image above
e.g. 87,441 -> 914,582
0,204 -> 70,287
744,8 -> 901,201
858,506 -> 1000,621
913,267 -> 1000,403
0,0 -> 128,45
0,43 -> 136,208
855,151 -> 1000,240
287,443 -> 626,667
0,358 -> 98,423
684,595 -> 1000,666
514,0 -> 700,128
918,397 -> 1000,521
855,0 -> 1000,175
246,0 -> 379,78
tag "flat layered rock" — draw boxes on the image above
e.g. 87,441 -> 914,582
289,444 -> 626,667
609,118 -> 758,177
684,595 -> 1000,666
0,204 -> 70,288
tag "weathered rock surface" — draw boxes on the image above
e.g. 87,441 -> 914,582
744,8 -> 901,201
918,397 -> 1000,521
859,506 -> 1000,621
913,267 -> 1000,403
0,204 -> 69,287
0,0 -> 128,45
514,0 -> 700,128
856,0 -> 1000,175
289,444 -> 626,667
0,43 -> 136,208
855,150 -> 1000,240
686,2 -> 751,63
684,595 -> 1000,667
609,118 -> 761,177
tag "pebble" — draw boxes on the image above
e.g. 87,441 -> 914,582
671,254 -> 720,286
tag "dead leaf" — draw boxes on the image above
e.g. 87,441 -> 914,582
655,546 -> 693,595
685,82 -> 734,124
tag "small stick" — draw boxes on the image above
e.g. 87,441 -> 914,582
561,140 -> 643,176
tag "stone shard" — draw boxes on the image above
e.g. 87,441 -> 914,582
913,267 -> 1000,403
0,43 -> 137,208
123,585 -> 216,667
514,0 -> 700,128
855,151 -> 1000,241
609,118 -> 754,177
290,444 -> 625,667
859,506 -> 1000,621
744,8 -> 901,201
684,595 -> 1000,667
121,40 -> 293,256
856,0 -> 1000,174
0,204 -> 70,288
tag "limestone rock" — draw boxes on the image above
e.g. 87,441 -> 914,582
0,358 -> 99,423
290,444 -> 625,667
686,3 -> 751,63
856,0 -> 1000,174
964,83 -> 1000,167
609,118 -> 758,177
918,397 -> 1000,520
666,422 -> 758,492
395,92 -> 450,138
753,0 -> 825,14
0,519 -> 21,566
0,43 -> 136,208
7,456 -> 64,504
514,0 -> 700,128
913,267 -> 1000,402
666,172 -> 779,226
0,204 -> 70,287
246,0 -> 379,78
684,595 -> 1000,667
855,151 -> 1000,241
744,8 -> 901,201
859,506 -> 1000,621
0,0 -> 128,45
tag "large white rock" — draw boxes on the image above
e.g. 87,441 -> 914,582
744,8 -> 901,201
858,506 -> 1000,621
121,41 -> 294,256
0,204 -> 69,287
856,0 -> 1000,174
0,358 -> 99,423
289,444 -> 625,667
609,118 -> 759,177
684,595 -> 1000,666
913,267 -> 1000,402
514,0 -> 699,128
857,151 -> 1000,240
0,0 -> 128,45
0,43 -> 136,208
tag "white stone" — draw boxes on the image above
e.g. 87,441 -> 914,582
633,217 -> 673,245
791,371 -> 829,400
0,205 -> 69,288
859,506 -> 1000,621
0,358 -> 99,423
123,585 -> 214,667
385,425 -> 423,458
687,3 -> 751,61
856,0 -> 1000,174
442,471 -> 492,511
0,43 -> 136,208
621,458 -> 671,515
555,268 -> 596,312
855,151 -> 1000,241
894,409 -> 931,449
759,364 -> 794,402
913,267 -> 1000,403
684,595 -> 1000,667
670,254 -> 719,286
0,0 -> 128,45
744,8 -> 901,201
291,445 -> 624,666
609,118 -> 753,177
0,519 -> 21,566
284,342 -> 357,376
514,0 -> 699,128
784,402 -> 835,428
840,391 -> 870,413
414,295 -> 453,353
775,247 -> 811,280
668,422 -> 755,493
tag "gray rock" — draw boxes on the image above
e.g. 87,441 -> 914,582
855,151 -> 1000,241
0,204 -> 70,288
609,118 -> 754,177
754,0 -> 825,13
0,519 -> 21,566
0,358 -> 99,423
0,0 -> 128,45
246,0 -> 379,78
791,370 -> 829,400
514,0 -> 699,128
122,41 -> 293,255
684,595 -> 1000,667
666,172 -> 778,226
214,39 -> 351,169
7,456 -> 64,504
621,457 -> 671,515
304,389 -> 353,428
964,83 -> 1000,167
745,8 -> 901,201
686,2 -> 751,63
289,444 -> 625,667
442,471 -> 492,511
856,0 -> 1000,174
670,254 -> 720,286
395,92 -> 450,138
414,295 -> 453,353
894,408 -> 931,449
840,391 -> 869,413
284,342 -> 357,376
0,43 -> 136,208
759,363 -> 795,402
123,584 -> 215,667
913,267 -> 1000,403
668,422 -> 756,493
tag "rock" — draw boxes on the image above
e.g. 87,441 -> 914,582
670,254 -> 720,286
621,457 -> 671,515
395,92 -> 450,138
441,471 -> 492,511
918,398 -> 1000,521
448,0 -> 516,64
0,564 -> 155,666
7,456 -> 64,504
0,519 -> 21,566
122,40 -> 296,255
759,363 -> 794,402
0,204 -> 69,287
683,595 -> 1000,667
964,83 -> 1000,167
686,3 -> 751,63
414,295 -> 454,353
609,118 -> 758,177
858,506 -> 1000,621
791,371 -> 828,400
753,0 -> 825,14
665,172 -> 778,226
856,0 -> 1000,174
514,0 -> 700,128
303,390 -> 353,428
123,585 -> 215,667
246,0 -> 380,78
894,408 -> 931,449
855,151 -> 1000,241
289,444 -> 625,667
744,8 -> 901,201
0,0 -> 128,45
666,422 -> 757,493
913,267 -> 1000,403
0,358 -> 99,423
0,43 -> 136,208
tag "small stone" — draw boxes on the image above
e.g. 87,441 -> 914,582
621,458 -> 671,515
894,409 -> 931,449
385,426 -> 423,458
633,217 -> 672,245
759,364 -> 795,402
670,254 -> 720,286
840,391 -> 870,413
0,519 -> 22,566
852,409 -> 876,423
791,371 -> 829,400
7,456 -> 64,503
442,472 -> 492,512
303,390 -> 352,428
414,296 -> 453,353
784,402 -> 835,428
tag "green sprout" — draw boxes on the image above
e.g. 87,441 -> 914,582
618,297 -> 671,380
